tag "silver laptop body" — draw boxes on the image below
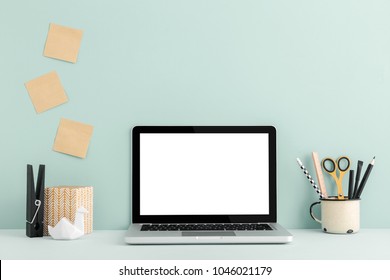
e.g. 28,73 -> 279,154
125,126 -> 293,244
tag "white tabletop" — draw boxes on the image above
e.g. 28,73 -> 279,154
1,229 -> 389,260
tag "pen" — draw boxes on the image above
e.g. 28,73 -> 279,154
296,158 -> 324,199
354,157 -> 375,199
353,161 -> 363,199
348,170 -> 354,199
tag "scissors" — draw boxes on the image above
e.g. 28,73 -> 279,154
321,156 -> 351,199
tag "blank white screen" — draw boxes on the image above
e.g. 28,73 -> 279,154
140,133 -> 269,215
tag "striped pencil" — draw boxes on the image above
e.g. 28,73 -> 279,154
296,158 -> 324,199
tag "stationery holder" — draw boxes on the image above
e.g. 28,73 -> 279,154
43,186 -> 93,236
26,164 -> 45,237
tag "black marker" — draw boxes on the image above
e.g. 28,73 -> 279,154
348,170 -> 354,199
353,161 -> 363,199
355,157 -> 375,199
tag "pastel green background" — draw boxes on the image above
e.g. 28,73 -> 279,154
0,0 -> 388,230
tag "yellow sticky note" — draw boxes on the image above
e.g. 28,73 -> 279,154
25,71 -> 68,113
44,23 -> 83,63
53,118 -> 94,159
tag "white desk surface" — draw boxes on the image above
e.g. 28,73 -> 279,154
1,229 -> 389,260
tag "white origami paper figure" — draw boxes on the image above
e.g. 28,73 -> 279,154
48,206 -> 88,240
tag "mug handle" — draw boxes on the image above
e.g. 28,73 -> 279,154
309,201 -> 321,223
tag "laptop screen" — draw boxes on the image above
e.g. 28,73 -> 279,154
132,126 -> 277,224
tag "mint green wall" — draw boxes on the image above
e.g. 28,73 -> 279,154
1,0 -> 388,230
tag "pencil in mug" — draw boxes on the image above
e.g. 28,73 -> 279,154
296,158 -> 325,199
354,156 -> 375,199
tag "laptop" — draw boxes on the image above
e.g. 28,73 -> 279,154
125,126 -> 293,244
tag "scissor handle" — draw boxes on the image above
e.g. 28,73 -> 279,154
322,158 -> 336,173
322,156 -> 350,173
336,156 -> 350,172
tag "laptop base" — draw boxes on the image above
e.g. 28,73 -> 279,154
125,223 -> 293,244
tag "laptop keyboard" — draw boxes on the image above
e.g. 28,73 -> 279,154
141,223 -> 273,231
